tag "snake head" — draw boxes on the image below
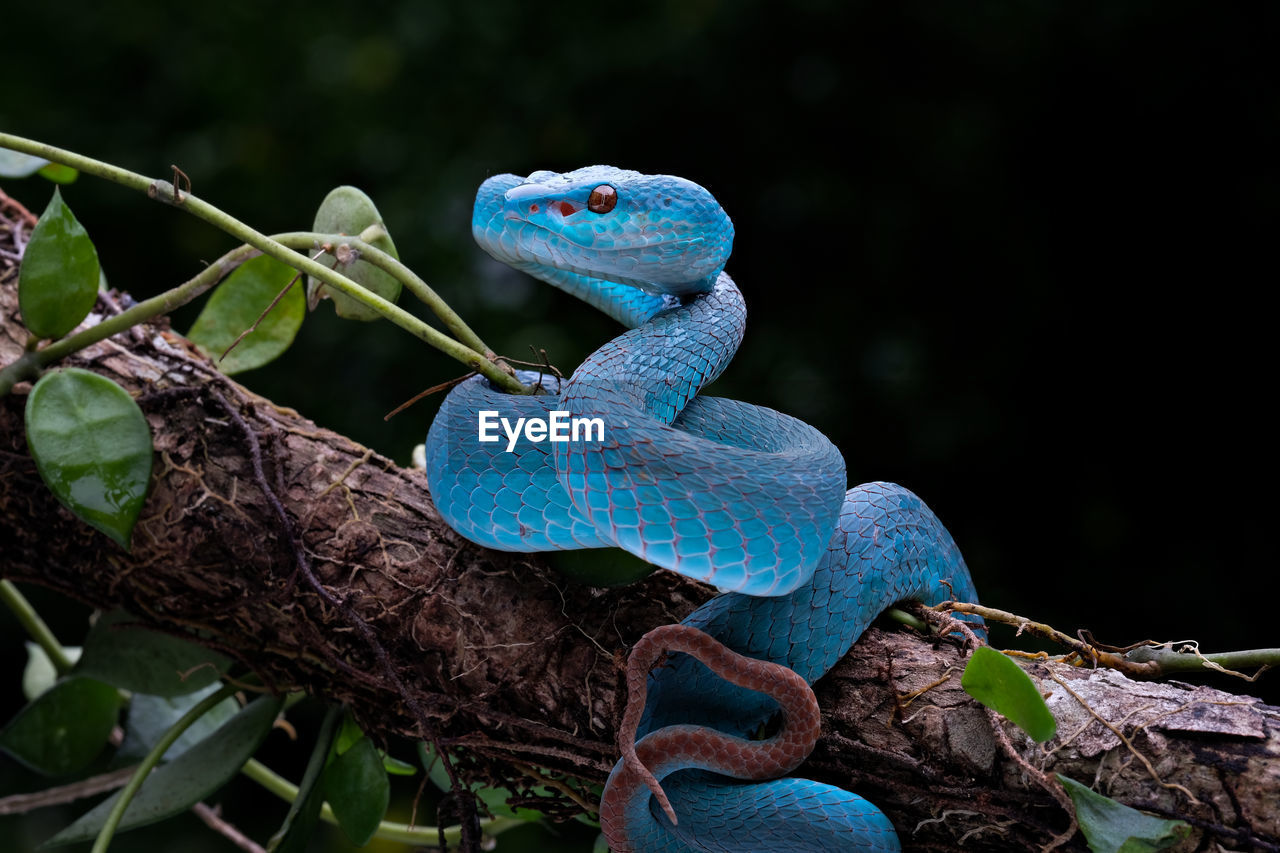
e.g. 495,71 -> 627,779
488,166 -> 734,296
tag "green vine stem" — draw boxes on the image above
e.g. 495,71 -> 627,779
0,132 -> 529,395
0,580 -> 76,675
90,682 -> 242,853
1124,643 -> 1279,679
267,231 -> 499,368
274,228 -> 494,360
0,229 -> 527,397
0,242 -> 258,396
239,757 -> 523,846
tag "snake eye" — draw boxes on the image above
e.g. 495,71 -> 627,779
587,185 -> 617,214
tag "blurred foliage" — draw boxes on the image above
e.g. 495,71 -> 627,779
2,1 -> 1277,850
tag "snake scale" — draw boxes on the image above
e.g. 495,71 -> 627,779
424,167 -> 983,852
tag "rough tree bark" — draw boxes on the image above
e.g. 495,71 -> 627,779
1,192 -> 1276,852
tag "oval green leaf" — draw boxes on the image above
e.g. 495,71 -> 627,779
0,676 -> 120,775
550,549 -> 657,588
323,735 -> 390,845
0,149 -> 50,178
18,187 -> 101,339
332,711 -> 365,755
23,642 -> 82,701
1057,774 -> 1191,852
960,645 -> 1057,743
382,753 -> 417,776
76,610 -> 229,697
266,705 -> 341,853
43,694 -> 284,847
38,162 -> 80,184
186,254 -> 305,375
306,185 -> 401,321
25,368 -> 153,549
117,685 -> 241,764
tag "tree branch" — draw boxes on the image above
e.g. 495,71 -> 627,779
1,196 -> 1276,851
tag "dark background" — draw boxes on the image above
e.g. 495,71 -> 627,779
2,2 -> 1275,851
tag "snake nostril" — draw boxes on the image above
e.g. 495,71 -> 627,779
529,203 -> 540,213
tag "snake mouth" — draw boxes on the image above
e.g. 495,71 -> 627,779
505,216 -> 591,254
508,220 -> 709,295
501,207 -> 586,246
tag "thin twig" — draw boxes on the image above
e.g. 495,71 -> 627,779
985,708 -> 1078,851
170,164 -> 191,204
384,373 -> 476,420
0,767 -> 137,815
938,602 -> 1160,677
219,254 -> 318,362
191,802 -> 265,853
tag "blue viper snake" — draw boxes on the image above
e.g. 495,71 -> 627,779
424,167 -> 983,852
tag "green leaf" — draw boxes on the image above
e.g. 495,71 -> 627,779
382,753 -> 417,776
186,254 -> 305,375
75,609 -> 229,697
18,187 -> 101,339
551,549 -> 657,588
266,704 -> 341,853
23,642 -> 81,701
117,685 -> 240,764
0,149 -> 50,178
332,711 -> 365,755
1057,775 -> 1191,852
420,743 -> 454,791
43,694 -> 284,847
323,734 -> 390,845
24,369 -> 153,549
37,162 -> 80,184
0,676 -> 120,775
960,645 -> 1057,742
306,185 -> 401,321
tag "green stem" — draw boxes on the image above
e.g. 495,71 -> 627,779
239,758 -> 523,846
0,134 -> 153,195
0,580 -> 75,674
0,227 -> 520,396
276,230 -> 494,359
0,243 -> 257,396
50,246 -> 258,362
268,232 -> 504,374
0,132 -> 527,395
885,606 -> 929,633
90,682 -> 241,853
1125,644 -> 1280,675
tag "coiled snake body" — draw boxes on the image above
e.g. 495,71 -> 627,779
425,167 -> 983,852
